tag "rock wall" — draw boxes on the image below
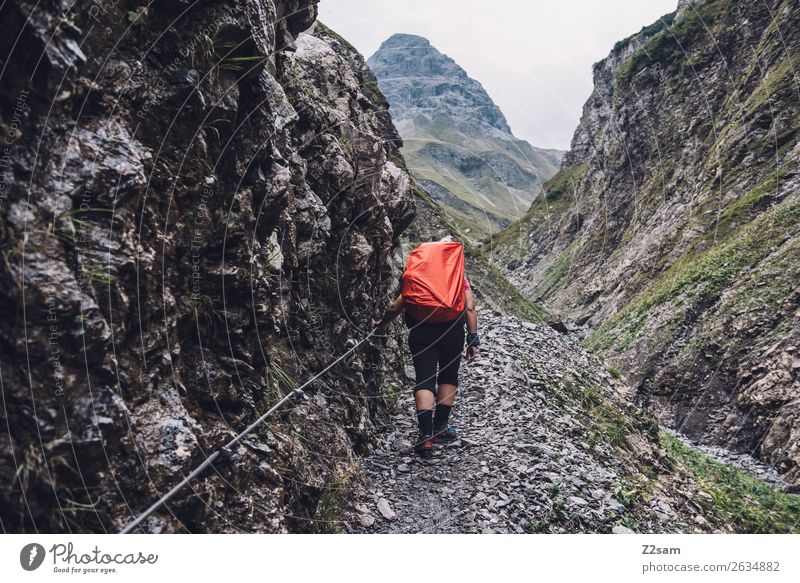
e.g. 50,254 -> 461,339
0,0 -> 414,532
490,0 -> 800,482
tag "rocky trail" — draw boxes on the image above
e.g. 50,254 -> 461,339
345,308 -> 727,534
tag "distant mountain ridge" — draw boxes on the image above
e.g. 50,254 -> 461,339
368,33 -> 563,238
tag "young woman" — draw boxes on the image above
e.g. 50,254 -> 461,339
376,274 -> 480,455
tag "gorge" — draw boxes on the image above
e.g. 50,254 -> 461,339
0,0 -> 797,534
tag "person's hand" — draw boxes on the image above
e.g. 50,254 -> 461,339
466,345 -> 479,362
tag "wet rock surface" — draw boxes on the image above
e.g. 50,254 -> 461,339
347,309 -> 721,533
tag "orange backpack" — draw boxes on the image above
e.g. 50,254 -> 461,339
401,242 -> 466,324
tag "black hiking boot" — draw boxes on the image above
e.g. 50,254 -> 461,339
414,433 -> 434,457
432,425 -> 457,444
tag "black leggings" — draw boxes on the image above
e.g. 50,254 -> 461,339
408,320 -> 465,392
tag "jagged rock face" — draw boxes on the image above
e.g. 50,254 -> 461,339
0,0 -> 414,532
368,34 -> 563,238
492,0 -> 800,482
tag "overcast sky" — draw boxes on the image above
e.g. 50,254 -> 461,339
318,0 -> 677,150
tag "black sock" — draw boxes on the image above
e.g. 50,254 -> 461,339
416,409 -> 433,437
434,404 -> 452,432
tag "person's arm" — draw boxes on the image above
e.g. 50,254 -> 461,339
464,289 -> 477,334
464,289 -> 479,361
376,294 -> 404,329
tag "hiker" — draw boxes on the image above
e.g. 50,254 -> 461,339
376,241 -> 480,456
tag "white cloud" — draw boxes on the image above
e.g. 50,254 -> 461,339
318,0 -> 677,150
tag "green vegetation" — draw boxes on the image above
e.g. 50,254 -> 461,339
315,22 -> 362,61
189,292 -> 216,313
397,113 -> 561,238
485,164 -> 587,298
663,433 -> 800,533
485,163 -> 587,260
268,360 -> 297,393
1,243 -> 23,260
543,162 -> 587,201
618,513 -> 639,530
563,381 -> 635,450
614,477 -> 646,509
671,231 -> 799,375
531,485 -> 567,531
523,363 -> 800,533
529,363 -> 637,452
616,0 -> 727,83
586,198 -> 800,353
218,55 -> 266,73
617,164 -> 675,248
260,338 -> 300,410
382,382 -> 401,410
744,52 -> 799,115
51,207 -> 112,244
83,260 -> 115,285
127,9 -> 145,25
711,167 -> 785,237
201,117 -> 231,144
313,466 -> 354,534
402,145 -> 513,238
195,29 -> 266,76
532,250 -> 571,299
720,235 -> 798,317
463,242 -> 548,323
610,12 -> 676,57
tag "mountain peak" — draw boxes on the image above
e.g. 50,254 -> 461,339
367,33 -> 564,238
379,33 -> 432,49
368,34 -> 511,134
